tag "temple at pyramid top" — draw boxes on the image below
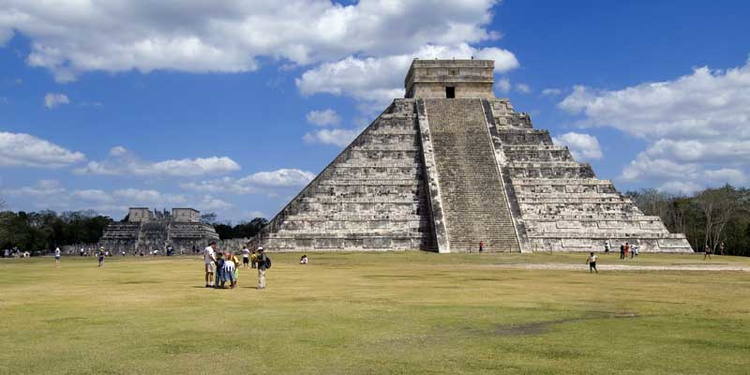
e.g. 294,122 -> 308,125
405,59 -> 495,99
250,59 -> 693,254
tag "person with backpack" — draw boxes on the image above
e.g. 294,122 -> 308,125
257,247 -> 270,289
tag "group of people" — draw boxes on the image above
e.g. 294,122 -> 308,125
602,240 -> 640,259
203,241 -> 271,289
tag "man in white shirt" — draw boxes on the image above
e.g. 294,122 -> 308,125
204,241 -> 217,288
241,246 -> 251,268
587,252 -> 598,273
54,247 -> 61,265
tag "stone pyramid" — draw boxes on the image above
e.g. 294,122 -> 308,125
251,59 -> 693,253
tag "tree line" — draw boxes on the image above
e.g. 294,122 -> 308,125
0,210 -> 113,253
200,213 -> 268,240
626,185 -> 750,256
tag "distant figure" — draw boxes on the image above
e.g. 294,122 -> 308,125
586,252 -> 598,273
121,251 -> 126,256
630,244 -> 636,259
719,241 -> 725,255
703,244 -> 712,260
54,247 -> 61,265
619,243 -> 625,259
300,254 -> 308,264
204,241 -> 217,288
242,246 -> 251,268
604,240 -> 610,253
478,241 -> 484,253
97,247 -> 105,267
624,242 -> 630,259
257,247 -> 270,289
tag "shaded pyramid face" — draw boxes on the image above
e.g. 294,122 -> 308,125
252,60 -> 693,253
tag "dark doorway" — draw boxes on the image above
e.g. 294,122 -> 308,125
446,86 -> 455,98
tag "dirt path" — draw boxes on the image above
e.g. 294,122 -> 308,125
486,263 -> 750,272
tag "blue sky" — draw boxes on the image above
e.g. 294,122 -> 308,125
1,0 -> 749,222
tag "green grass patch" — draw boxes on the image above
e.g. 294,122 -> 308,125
1,252 -> 748,374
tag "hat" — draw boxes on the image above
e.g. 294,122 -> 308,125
257,246 -> 264,251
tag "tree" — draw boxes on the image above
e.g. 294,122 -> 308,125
200,212 -> 218,224
695,185 -> 744,252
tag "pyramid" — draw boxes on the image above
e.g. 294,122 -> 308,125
251,59 -> 693,253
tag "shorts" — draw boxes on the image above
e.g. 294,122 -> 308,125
243,257 -> 249,264
589,262 -> 597,268
55,256 -> 61,260
205,262 -> 216,273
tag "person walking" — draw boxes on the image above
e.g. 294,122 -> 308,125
586,252 -> 598,273
204,241 -> 217,288
257,247 -> 270,289
54,247 -> 61,266
703,244 -> 712,260
242,245 -> 251,268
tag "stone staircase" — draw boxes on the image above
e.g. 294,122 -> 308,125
423,98 -> 520,252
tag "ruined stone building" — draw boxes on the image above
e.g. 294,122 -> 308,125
251,59 -> 692,253
100,207 -> 219,253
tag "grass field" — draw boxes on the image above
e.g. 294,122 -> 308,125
1,252 -> 749,374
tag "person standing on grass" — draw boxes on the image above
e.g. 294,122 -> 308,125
703,244 -> 712,260
250,249 -> 258,269
478,241 -> 484,253
54,247 -> 61,266
619,243 -> 625,259
587,252 -> 598,273
215,251 -> 225,288
204,241 -> 217,288
97,247 -> 106,267
242,245 -> 251,268
604,240 -> 610,253
257,247 -> 270,289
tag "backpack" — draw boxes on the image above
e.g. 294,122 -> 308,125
264,256 -> 272,269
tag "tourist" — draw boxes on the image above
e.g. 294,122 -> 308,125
633,244 -> 640,257
97,247 -> 106,267
250,249 -> 258,269
230,251 -> 240,286
203,241 -> 217,288
300,254 -> 308,264
703,244 -> 712,260
54,247 -> 61,265
623,242 -> 630,259
719,241 -> 725,255
586,252 -> 598,273
478,241 -> 484,253
257,247 -> 270,289
242,245 -> 251,268
215,251 -> 225,288
619,243 -> 625,259
220,252 -> 237,289
604,240 -> 610,253
630,244 -> 636,259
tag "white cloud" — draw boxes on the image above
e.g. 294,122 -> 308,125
541,88 -> 562,96
1,180 -> 218,216
44,93 -> 70,109
303,128 -> 362,147
515,83 -> 531,94
181,168 -> 315,195
306,109 -> 341,127
0,0 -> 502,82
552,132 -> 602,161
559,58 -> 750,191
3,179 -> 66,197
0,131 -> 85,167
296,43 -> 518,111
74,146 -> 240,176
496,78 -> 511,94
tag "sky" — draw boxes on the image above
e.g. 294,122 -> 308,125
1,0 -> 749,222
